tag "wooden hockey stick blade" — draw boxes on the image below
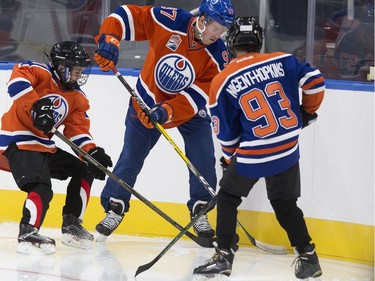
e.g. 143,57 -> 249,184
135,198 -> 217,277
253,239 -> 288,255
51,127 -> 213,249
238,220 -> 287,255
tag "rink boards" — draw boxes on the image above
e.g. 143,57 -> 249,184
0,66 -> 374,266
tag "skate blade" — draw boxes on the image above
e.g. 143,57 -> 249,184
61,233 -> 93,250
17,242 -> 56,255
298,277 -> 322,281
297,270 -> 323,281
193,274 -> 230,281
95,232 -> 109,242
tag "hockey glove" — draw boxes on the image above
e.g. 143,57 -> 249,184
150,103 -> 173,124
137,103 -> 173,129
94,33 -> 120,71
220,156 -> 229,175
87,147 -> 113,180
32,98 -> 55,135
300,106 -> 318,129
137,110 -> 154,129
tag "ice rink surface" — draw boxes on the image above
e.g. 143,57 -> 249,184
0,222 -> 373,281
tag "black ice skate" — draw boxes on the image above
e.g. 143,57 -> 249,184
17,223 -> 56,254
96,198 -> 124,242
193,248 -> 234,278
293,243 -> 322,279
62,214 -> 94,250
190,201 -> 215,238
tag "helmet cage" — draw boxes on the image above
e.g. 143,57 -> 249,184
57,64 -> 91,89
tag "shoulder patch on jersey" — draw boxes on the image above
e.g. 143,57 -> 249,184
154,54 -> 195,94
166,34 -> 182,52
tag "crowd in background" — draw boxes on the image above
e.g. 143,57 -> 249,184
0,0 -> 374,81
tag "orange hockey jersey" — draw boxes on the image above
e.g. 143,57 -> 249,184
96,5 -> 230,128
0,61 -> 96,155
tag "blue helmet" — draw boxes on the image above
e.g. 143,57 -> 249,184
199,0 -> 235,28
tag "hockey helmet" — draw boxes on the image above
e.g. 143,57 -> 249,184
227,16 -> 263,57
199,0 -> 235,28
49,41 -> 91,89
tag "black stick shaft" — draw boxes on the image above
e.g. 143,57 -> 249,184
135,197 -> 217,277
111,68 -> 287,255
51,127 -> 212,248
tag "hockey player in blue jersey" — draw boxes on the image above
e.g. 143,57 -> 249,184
193,17 -> 324,279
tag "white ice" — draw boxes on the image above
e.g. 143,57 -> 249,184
0,222 -> 373,281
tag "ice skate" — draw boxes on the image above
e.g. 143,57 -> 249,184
17,223 -> 56,254
62,214 -> 94,250
293,243 -> 322,280
96,198 -> 124,242
190,201 -> 215,238
193,248 -> 234,279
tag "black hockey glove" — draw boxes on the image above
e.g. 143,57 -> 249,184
32,98 -> 55,135
300,106 -> 318,129
87,147 -> 113,180
220,157 -> 229,175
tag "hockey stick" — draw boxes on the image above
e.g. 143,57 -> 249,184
135,196 -> 217,277
112,67 -> 287,255
51,127 -> 213,248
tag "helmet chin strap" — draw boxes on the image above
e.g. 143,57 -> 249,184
195,17 -> 207,44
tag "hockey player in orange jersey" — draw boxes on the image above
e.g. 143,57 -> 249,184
93,0 -> 235,241
0,41 -> 112,254
193,17 -> 324,279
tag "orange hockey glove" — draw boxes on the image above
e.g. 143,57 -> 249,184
137,109 -> 154,129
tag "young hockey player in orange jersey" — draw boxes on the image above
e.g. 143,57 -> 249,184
93,0 -> 235,241
193,17 -> 324,279
0,41 -> 113,254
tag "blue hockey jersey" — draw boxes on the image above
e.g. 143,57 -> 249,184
209,52 -> 325,178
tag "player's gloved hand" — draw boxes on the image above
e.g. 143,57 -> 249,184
87,147 -> 113,180
137,103 -> 173,129
137,110 -> 154,129
94,33 -> 120,71
150,102 -> 173,124
32,98 -> 55,135
300,106 -> 318,129
220,156 -> 229,175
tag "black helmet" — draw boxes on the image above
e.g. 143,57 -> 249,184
226,16 -> 263,58
49,41 -> 91,89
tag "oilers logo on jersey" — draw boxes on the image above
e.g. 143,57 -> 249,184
29,94 -> 68,133
43,94 -> 69,127
155,54 -> 195,94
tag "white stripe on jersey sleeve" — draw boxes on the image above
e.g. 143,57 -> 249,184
298,69 -> 322,87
